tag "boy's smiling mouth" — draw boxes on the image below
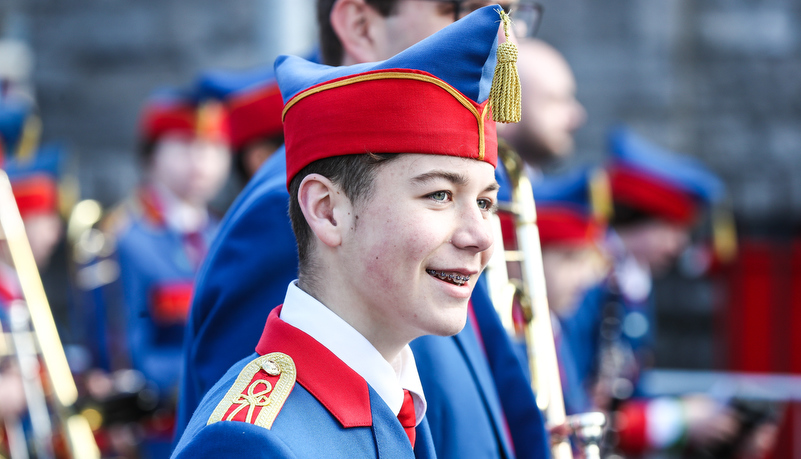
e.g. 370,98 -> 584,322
426,269 -> 471,286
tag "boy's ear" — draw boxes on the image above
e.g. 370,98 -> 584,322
298,173 -> 349,248
330,0 -> 384,64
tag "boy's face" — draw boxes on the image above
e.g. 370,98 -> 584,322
339,154 -> 498,345
619,219 -> 690,275
151,133 -> 231,205
542,244 -> 608,318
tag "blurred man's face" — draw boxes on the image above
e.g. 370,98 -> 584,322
618,220 -> 691,274
151,133 -> 231,206
543,244 -> 608,317
371,1 -> 517,61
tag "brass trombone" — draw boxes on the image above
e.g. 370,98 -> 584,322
0,169 -> 99,458
485,143 -> 605,458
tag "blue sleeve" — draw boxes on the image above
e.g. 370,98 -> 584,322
172,421 -> 296,458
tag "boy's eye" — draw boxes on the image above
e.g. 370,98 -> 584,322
477,198 -> 496,212
429,191 -> 451,202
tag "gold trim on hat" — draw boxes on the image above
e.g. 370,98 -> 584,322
281,71 -> 488,161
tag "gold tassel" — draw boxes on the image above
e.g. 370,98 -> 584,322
712,205 -> 738,264
196,101 -> 225,140
489,9 -> 521,123
16,114 -> 42,160
589,167 -> 614,224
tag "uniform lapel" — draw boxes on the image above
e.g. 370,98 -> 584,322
369,387 -> 416,459
453,314 -> 515,458
413,416 -> 437,459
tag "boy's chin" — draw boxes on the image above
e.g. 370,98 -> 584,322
429,309 -> 470,338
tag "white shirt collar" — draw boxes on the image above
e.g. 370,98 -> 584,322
151,182 -> 209,234
607,231 -> 652,302
279,281 -> 427,425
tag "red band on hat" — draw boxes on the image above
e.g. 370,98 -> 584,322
11,174 -> 58,218
140,103 -> 195,142
538,207 -> 603,247
228,83 -> 284,151
140,102 -> 231,145
609,165 -> 698,224
282,69 -> 497,187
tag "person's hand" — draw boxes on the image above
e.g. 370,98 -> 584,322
548,421 -> 572,443
682,395 -> 740,449
737,421 -> 780,459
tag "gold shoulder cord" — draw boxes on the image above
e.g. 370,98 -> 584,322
208,352 -> 297,430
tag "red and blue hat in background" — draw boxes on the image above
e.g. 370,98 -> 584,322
532,166 -> 611,247
138,89 -> 231,146
607,126 -> 724,226
275,5 -> 522,187
4,144 -> 63,218
194,66 -> 284,152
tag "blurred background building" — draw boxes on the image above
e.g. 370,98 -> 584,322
3,0 -> 801,454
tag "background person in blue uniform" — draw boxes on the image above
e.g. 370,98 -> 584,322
173,7 -> 515,457
0,102 -> 71,457
177,1 -> 551,458
565,127 -> 747,455
83,91 -> 232,457
528,167 -> 611,417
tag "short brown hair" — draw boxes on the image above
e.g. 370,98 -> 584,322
288,153 -> 399,280
317,0 -> 399,65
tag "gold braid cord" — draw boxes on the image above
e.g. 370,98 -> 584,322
489,9 -> 522,123
208,352 -> 297,430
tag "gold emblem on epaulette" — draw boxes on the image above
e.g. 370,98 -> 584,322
207,352 -> 296,430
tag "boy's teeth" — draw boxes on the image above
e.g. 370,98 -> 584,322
426,269 -> 470,285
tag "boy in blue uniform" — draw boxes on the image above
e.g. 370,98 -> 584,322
173,6 -> 528,457
177,1 -> 550,458
566,127 -> 743,454
79,91 -> 232,457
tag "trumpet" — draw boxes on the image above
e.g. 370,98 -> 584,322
0,170 -> 99,458
485,142 -> 605,458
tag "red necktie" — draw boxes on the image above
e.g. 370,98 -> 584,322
397,389 -> 416,447
184,231 -> 207,269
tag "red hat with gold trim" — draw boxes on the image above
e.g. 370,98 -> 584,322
139,89 -> 231,145
275,5 -> 521,188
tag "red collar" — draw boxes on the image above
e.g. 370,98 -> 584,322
255,306 -> 373,428
136,186 -> 167,228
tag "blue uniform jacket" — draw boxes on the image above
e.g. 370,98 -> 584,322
173,307 -> 436,458
104,189 -> 218,394
177,149 -> 549,458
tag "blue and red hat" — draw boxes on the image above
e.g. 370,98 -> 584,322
195,67 -> 284,152
275,5 -> 522,187
139,89 -> 231,145
5,145 -> 62,218
532,166 -> 610,247
607,126 -> 723,225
